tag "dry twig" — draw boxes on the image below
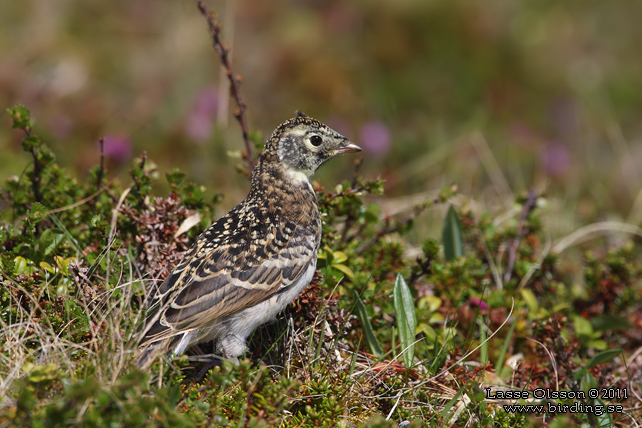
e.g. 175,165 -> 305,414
503,188 -> 537,283
97,137 -> 105,193
197,0 -> 254,171
359,197 -> 441,254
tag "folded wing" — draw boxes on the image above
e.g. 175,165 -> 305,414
139,209 -> 317,346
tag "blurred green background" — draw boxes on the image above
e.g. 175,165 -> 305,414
2,0 -> 641,242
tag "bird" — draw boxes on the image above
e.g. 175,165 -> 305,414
136,111 -> 362,369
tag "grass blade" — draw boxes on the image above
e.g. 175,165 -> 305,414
573,348 -> 622,380
479,321 -> 488,366
393,274 -> 417,368
495,309 -> 519,377
442,205 -> 463,261
353,290 -> 383,358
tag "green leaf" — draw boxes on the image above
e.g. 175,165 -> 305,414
442,205 -> 463,261
586,339 -> 608,350
590,315 -> 632,331
393,274 -> 417,368
39,228 -> 65,256
167,384 -> 182,407
422,238 -> 440,259
495,310 -> 519,377
593,398 -> 613,428
479,322 -> 488,365
572,315 -> 594,338
21,136 -> 41,151
27,202 -> 48,225
332,263 -> 355,279
331,250 -> 348,264
166,169 -> 186,188
418,324 -> 437,342
520,289 -> 538,314
55,256 -> 74,276
39,229 -> 55,252
39,261 -> 55,275
585,348 -> 621,370
56,283 -> 69,295
37,144 -> 55,166
440,387 -> 465,420
353,290 -> 383,358
7,105 -> 35,130
249,130 -> 263,144
14,256 -> 28,274
579,371 -> 598,391
573,348 -> 621,380
418,295 -> 442,312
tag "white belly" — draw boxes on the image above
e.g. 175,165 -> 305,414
174,259 -> 317,358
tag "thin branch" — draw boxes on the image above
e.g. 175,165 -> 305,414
408,256 -> 433,285
503,188 -> 537,283
339,158 -> 366,243
97,137 -> 105,193
21,125 -> 43,235
359,198 -> 439,254
351,156 -> 364,189
197,0 -> 254,171
132,152 -> 148,208
20,125 -> 42,204
29,146 -> 43,204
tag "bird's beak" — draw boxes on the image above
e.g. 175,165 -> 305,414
330,142 -> 362,155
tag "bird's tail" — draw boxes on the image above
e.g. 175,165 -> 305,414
135,335 -> 184,369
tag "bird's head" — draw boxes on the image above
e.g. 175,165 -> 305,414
263,111 -> 362,181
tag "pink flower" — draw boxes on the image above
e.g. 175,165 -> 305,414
359,121 -> 391,156
468,298 -> 488,310
185,87 -> 219,143
101,135 -> 132,164
541,142 -> 570,177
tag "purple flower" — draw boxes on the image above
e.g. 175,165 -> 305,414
541,142 -> 570,177
468,298 -> 488,310
359,120 -> 391,156
101,135 -> 132,164
185,87 -> 219,143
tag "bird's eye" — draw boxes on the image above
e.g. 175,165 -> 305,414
310,135 -> 323,147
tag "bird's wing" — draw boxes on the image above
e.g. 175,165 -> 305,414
140,212 -> 317,345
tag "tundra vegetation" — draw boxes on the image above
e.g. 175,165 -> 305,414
1,2 -> 641,427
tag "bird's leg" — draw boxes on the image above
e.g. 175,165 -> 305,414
188,342 -> 223,382
189,344 -> 205,356
193,359 -> 219,383
190,343 -> 223,382
219,333 -> 246,361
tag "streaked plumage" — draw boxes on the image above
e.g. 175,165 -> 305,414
136,112 -> 361,368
